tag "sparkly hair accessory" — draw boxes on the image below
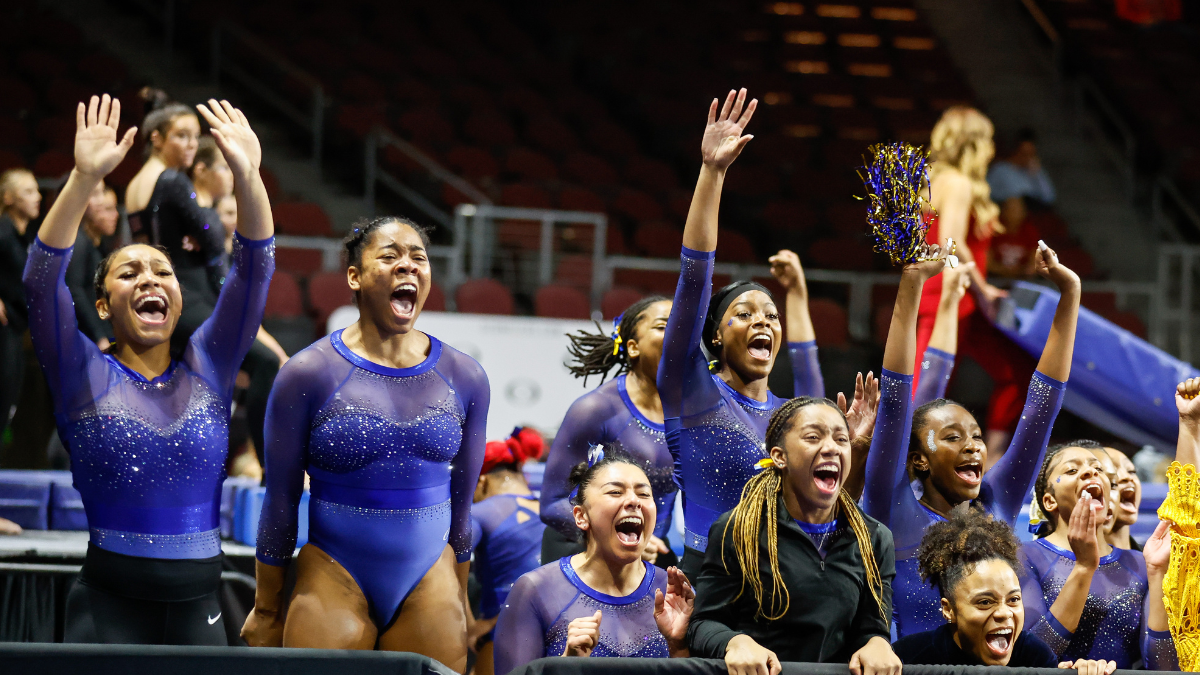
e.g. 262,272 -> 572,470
611,313 -> 624,356
1028,492 -> 1048,534
587,444 -> 606,468
857,142 -> 945,266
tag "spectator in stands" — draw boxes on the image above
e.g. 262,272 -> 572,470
542,295 -> 677,565
895,505 -> 1119,674
495,445 -> 694,675
863,241 -> 1080,640
0,168 -> 40,445
65,183 -> 118,348
660,90 -> 882,585
1021,441 -> 1175,669
469,428 -> 546,675
246,216 -> 487,668
1161,377 -> 1200,671
916,107 -> 1036,464
987,129 -> 1055,280
27,94 -> 274,644
686,397 -> 899,675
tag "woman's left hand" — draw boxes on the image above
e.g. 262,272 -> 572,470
195,99 -> 262,180
768,249 -> 807,298
654,566 -> 695,656
839,371 -> 879,442
1034,242 -> 1081,292
1143,519 -> 1172,577
849,636 -> 901,675
1058,659 -> 1117,675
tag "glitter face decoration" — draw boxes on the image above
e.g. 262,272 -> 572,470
926,429 -> 937,454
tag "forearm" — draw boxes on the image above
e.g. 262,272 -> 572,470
785,289 -> 815,344
1048,563 -> 1096,633
882,272 -> 925,375
682,165 -> 725,252
686,618 -> 742,658
252,560 -> 288,613
1177,419 -> 1200,467
233,170 -> 273,241
1146,571 -> 1169,632
39,169 -> 101,249
1035,283 -> 1080,382
927,295 -> 961,355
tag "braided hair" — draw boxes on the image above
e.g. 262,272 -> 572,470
916,504 -> 1020,602
1031,439 -> 1104,536
721,397 -> 888,623
565,295 -> 669,384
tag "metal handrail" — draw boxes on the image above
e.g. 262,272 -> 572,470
209,22 -> 325,171
364,127 -> 492,230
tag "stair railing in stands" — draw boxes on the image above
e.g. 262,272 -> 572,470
364,127 -> 492,229
209,22 -> 326,173
455,204 -> 608,313
1156,245 -> 1200,363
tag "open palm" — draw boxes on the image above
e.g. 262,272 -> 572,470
840,371 -> 879,442
654,567 -> 695,644
701,88 -> 757,170
196,99 -> 261,179
75,94 -> 137,178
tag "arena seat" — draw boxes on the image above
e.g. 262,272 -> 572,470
273,248 -> 323,276
272,202 -> 334,237
810,297 -> 850,348
306,270 -> 354,326
456,277 -> 515,315
716,229 -> 758,263
601,286 -> 646,320
632,222 -> 682,258
535,284 -> 591,319
424,281 -> 447,312
265,271 -> 305,318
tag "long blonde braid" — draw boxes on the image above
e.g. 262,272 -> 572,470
720,397 -> 889,624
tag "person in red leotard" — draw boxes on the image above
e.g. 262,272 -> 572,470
914,107 -> 1037,468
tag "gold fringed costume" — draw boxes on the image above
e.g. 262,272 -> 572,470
1158,461 -> 1200,671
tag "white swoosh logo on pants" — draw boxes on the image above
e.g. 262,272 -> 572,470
208,613 -> 221,625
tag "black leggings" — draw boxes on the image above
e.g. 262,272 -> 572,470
64,544 -> 226,645
64,582 -> 226,645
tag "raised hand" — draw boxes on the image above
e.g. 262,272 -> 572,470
654,566 -> 695,654
563,610 -> 602,657
902,243 -> 949,283
701,88 -> 757,170
768,249 -> 807,297
196,99 -> 261,180
941,260 -> 974,304
74,94 -> 137,178
839,371 -> 879,442
1144,519 -> 1171,576
1035,240 -> 1081,292
1068,494 -> 1103,570
1177,377 -> 1200,430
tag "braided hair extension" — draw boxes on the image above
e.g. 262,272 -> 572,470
721,397 -> 888,623
916,503 -> 1021,602
564,295 -> 669,384
1032,439 -> 1104,536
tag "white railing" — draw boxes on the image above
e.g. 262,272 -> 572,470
363,127 -> 492,229
209,22 -> 326,172
1156,245 -> 1200,362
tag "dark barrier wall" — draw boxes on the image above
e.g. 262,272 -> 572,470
0,644 -> 455,675
510,657 -> 1174,675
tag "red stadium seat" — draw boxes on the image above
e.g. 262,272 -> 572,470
624,157 -> 679,194
613,269 -> 679,296
810,298 -> 850,348
563,152 -> 619,185
612,189 -> 664,222
500,183 -> 552,209
557,186 -> 606,213
524,115 -> 580,157
535,284 -> 591,319
32,150 -> 73,178
554,254 -> 593,290
425,281 -> 446,312
633,222 -> 682,258
306,270 -> 354,325
265,271 -> 305,318
808,237 -> 877,271
396,108 -> 456,145
456,278 -> 515,315
602,286 -> 647,320
504,147 -> 558,181
274,248 -> 323,276
335,104 -> 387,139
464,110 -> 517,147
1081,292 -> 1118,316
445,146 -> 499,181
273,203 -> 334,237
716,230 -> 758,263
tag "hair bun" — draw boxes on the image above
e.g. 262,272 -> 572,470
508,427 -> 544,463
481,440 -> 516,475
138,87 -> 172,111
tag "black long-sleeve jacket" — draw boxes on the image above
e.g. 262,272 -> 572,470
686,495 -> 895,663
64,231 -> 111,343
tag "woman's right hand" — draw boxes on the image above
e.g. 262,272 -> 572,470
1177,377 -> 1200,430
901,243 -> 949,283
241,606 -> 285,647
563,610 -> 602,657
700,88 -> 757,170
1067,493 -> 1103,571
724,634 -> 781,675
74,94 -> 137,179
1058,658 -> 1117,675
940,260 -> 974,304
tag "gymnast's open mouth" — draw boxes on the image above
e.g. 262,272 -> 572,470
614,515 -> 644,548
391,282 -> 418,320
133,293 -> 169,325
747,333 -> 772,361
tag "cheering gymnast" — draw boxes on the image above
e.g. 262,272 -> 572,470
541,295 -> 677,564
26,95 -> 273,644
1021,441 -> 1175,670
495,445 -> 694,675
862,239 -> 1080,639
658,89 -> 878,580
245,216 -> 488,668
470,427 -> 547,675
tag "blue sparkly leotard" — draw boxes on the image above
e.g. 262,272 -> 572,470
914,347 -> 954,408
862,368 -> 1065,638
256,329 -> 488,628
472,493 -> 545,620
657,246 -> 825,553
494,557 -> 668,675
1021,539 -> 1177,670
540,375 -> 675,541
23,234 -> 274,559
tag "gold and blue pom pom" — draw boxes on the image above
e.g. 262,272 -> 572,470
857,142 -> 933,266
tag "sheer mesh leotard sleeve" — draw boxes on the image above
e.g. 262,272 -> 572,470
495,568 -> 554,675
861,369 -> 916,533
982,371 -> 1065,524
541,388 -> 619,538
442,350 -> 490,562
913,347 -> 954,408
788,340 -> 824,398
